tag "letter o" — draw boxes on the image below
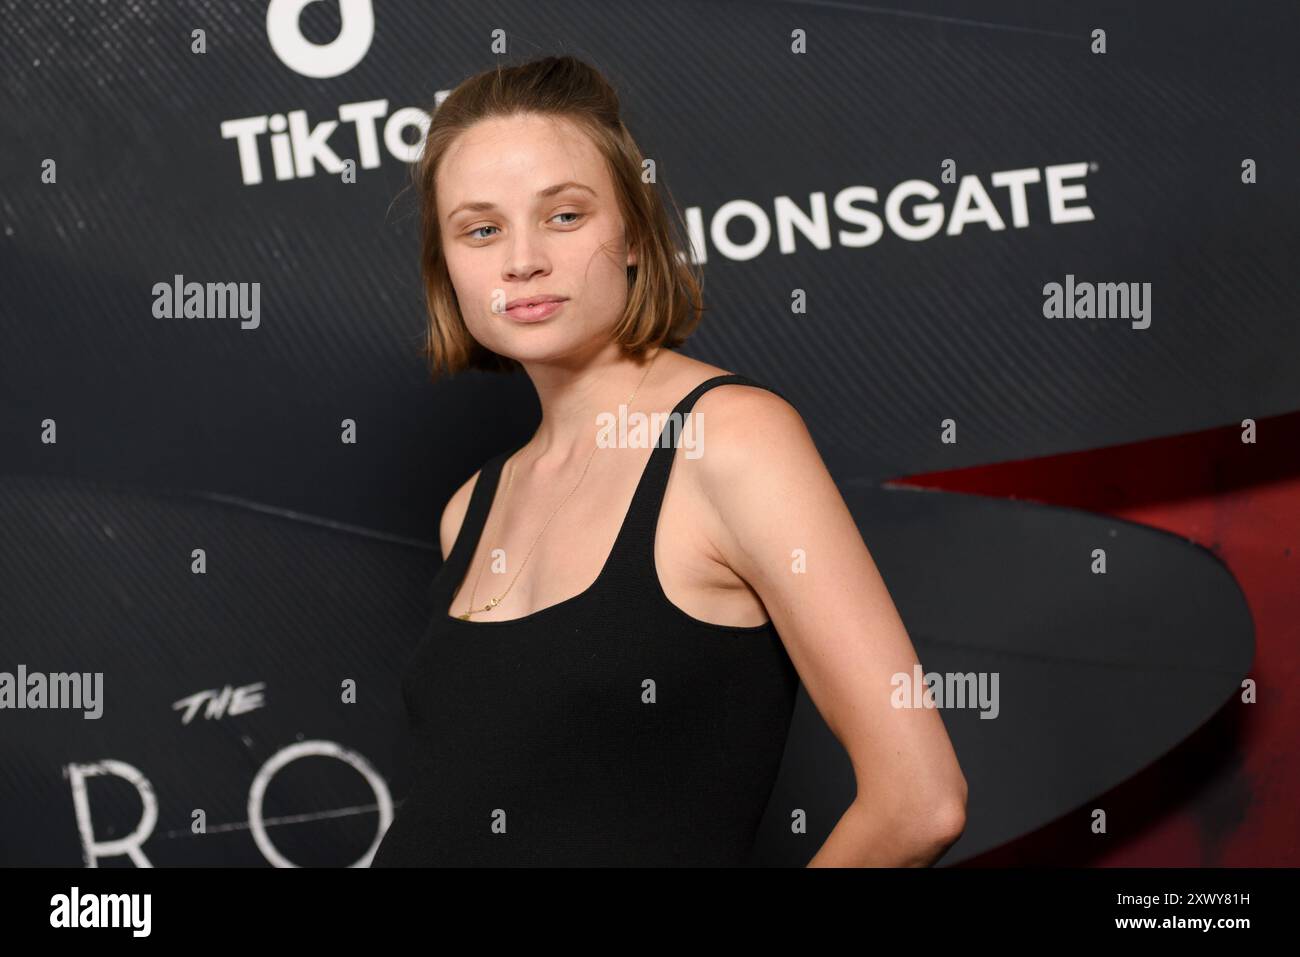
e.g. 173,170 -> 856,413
248,740 -> 393,867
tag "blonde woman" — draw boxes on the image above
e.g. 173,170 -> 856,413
372,55 -> 966,867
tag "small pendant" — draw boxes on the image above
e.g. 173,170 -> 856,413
486,597 -> 499,609
458,613 -> 470,620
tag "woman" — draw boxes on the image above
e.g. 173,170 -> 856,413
371,55 -> 966,867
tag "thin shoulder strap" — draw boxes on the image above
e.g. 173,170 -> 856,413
437,446 -> 514,589
603,373 -> 788,581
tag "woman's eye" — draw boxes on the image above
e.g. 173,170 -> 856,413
466,213 -> 582,241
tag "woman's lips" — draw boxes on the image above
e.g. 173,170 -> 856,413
505,299 -> 567,322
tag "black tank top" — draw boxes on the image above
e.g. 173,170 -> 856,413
371,374 -> 799,867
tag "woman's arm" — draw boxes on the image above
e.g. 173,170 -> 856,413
690,386 -> 969,866
805,792 -> 966,867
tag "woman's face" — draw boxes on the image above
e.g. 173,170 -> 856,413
436,113 -> 636,364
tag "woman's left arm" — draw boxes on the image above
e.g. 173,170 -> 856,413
691,387 -> 969,867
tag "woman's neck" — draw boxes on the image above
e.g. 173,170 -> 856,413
516,343 -> 664,472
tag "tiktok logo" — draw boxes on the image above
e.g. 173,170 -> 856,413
223,0 -> 428,186
266,0 -> 374,78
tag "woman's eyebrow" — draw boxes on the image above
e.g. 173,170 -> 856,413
445,181 -> 596,222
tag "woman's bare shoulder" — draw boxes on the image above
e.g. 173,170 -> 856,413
438,465 -> 485,561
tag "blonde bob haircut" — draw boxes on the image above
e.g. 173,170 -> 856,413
410,54 -> 706,381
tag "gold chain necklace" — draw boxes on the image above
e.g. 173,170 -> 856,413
456,349 -> 661,619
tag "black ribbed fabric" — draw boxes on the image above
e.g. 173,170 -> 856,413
371,375 -> 799,867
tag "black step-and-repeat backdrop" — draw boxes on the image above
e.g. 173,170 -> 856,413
1,0 -> 1288,865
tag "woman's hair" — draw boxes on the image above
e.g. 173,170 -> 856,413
410,54 -> 705,381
